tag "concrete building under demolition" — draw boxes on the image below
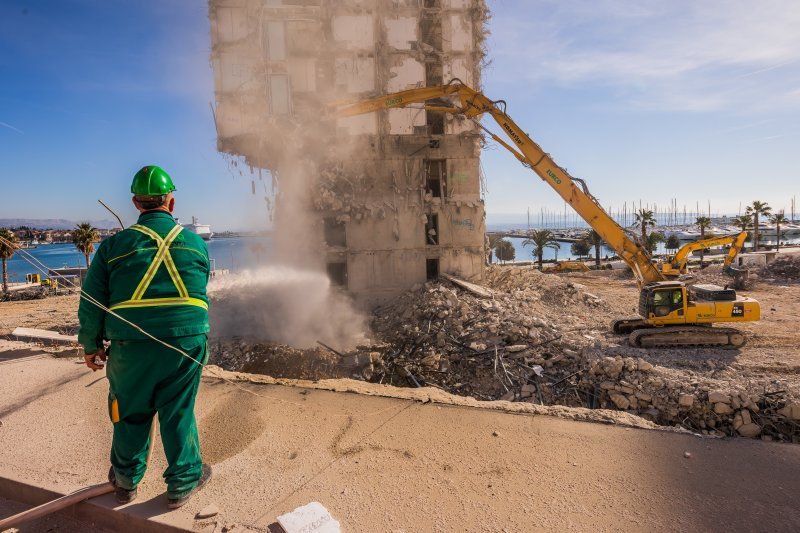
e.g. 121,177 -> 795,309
208,0 -> 489,307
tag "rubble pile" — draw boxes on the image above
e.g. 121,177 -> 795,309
368,267 -> 611,401
583,352 -> 799,442
209,265 -> 798,441
761,255 -> 800,282
0,286 -> 49,302
208,338 -> 343,381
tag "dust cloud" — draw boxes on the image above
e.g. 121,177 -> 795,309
208,47 -> 369,349
208,265 -> 369,350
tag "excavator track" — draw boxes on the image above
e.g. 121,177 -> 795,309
611,317 -> 646,335
629,326 -> 746,349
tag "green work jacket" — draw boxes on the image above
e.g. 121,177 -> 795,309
78,211 -> 210,354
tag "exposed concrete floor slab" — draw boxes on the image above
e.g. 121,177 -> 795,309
1,349 -> 800,532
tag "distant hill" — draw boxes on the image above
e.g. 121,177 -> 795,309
0,218 -> 119,230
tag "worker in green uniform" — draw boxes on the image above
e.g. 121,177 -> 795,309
78,165 -> 212,509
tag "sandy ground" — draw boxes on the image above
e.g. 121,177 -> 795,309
0,294 -> 79,337
560,270 -> 800,392
1,352 -> 800,532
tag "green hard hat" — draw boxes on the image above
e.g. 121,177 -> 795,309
131,165 -> 176,196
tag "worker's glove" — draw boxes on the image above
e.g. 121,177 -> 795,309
84,347 -> 107,372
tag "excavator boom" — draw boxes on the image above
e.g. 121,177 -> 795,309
333,81 -> 664,285
332,80 -> 760,349
664,231 -> 748,277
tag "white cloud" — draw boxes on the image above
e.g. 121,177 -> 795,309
489,0 -> 800,112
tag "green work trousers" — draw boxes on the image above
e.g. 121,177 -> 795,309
106,334 -> 207,498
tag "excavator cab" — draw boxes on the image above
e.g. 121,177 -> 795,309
639,282 -> 686,321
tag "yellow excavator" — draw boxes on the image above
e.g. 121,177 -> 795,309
331,80 -> 760,348
661,231 -> 747,278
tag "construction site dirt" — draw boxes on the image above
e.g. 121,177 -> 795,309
1,261 -> 799,445
2,348 -> 800,532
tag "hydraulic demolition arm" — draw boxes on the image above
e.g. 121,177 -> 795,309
332,81 -> 760,348
662,231 -> 748,277
332,80 -> 664,286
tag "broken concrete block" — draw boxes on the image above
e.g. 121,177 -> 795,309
778,402 -> 800,420
678,394 -> 695,408
196,504 -> 219,519
277,502 -> 340,533
737,423 -> 762,438
708,391 -> 729,404
608,392 -> 630,410
713,402 -> 734,415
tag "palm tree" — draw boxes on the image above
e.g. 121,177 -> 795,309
695,216 -> 712,265
522,229 -> 560,271
583,230 -> 604,268
771,212 -> 788,252
633,209 -> 656,247
746,201 -> 771,252
732,214 -> 751,232
0,228 -> 18,293
487,233 -> 504,264
72,223 -> 99,268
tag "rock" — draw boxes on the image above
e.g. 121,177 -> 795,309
737,423 -> 761,438
521,384 -> 536,394
492,431 -> 500,437
196,504 -> 220,519
506,344 -> 528,353
678,394 -> 695,408
608,392 -> 630,410
739,409 -> 752,426
600,381 -> 616,390
684,452 -> 691,459
778,402 -> 800,420
708,391 -> 729,404
603,357 -> 625,379
636,358 -> 654,372
616,385 -> 635,395
733,411 -> 744,430
499,391 -> 515,401
635,392 -> 652,403
713,402 -> 734,415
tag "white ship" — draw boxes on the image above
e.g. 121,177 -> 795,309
180,216 -> 213,241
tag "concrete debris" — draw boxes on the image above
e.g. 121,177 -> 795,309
276,501 -> 340,533
209,265 -> 799,442
761,255 -> 800,282
196,504 -> 220,519
0,286 -> 49,302
440,273 -> 494,298
11,327 -> 78,346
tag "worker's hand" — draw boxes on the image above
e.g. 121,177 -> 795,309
84,347 -> 107,372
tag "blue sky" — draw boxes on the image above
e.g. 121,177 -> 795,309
1,0 -> 799,230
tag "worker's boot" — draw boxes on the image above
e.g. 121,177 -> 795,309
166,464 -> 212,510
108,467 -> 137,504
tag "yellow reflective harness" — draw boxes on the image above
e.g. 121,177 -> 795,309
109,224 -> 208,311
